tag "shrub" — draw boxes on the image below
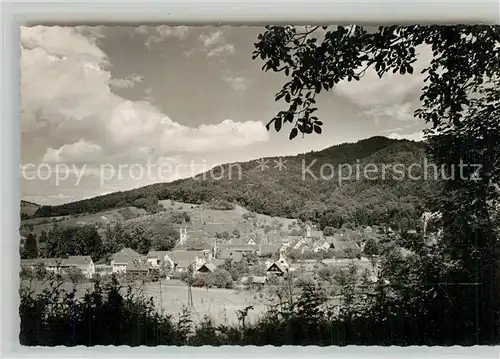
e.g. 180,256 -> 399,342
206,269 -> 233,289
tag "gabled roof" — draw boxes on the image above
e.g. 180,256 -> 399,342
331,240 -> 360,252
166,249 -> 202,269
112,248 -> 142,264
197,262 -> 217,273
267,261 -> 288,273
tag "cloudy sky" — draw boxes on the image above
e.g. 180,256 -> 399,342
20,25 -> 429,205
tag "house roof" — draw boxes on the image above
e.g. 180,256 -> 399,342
146,251 -> 169,259
40,258 -> 65,266
166,250 -> 202,269
267,261 -> 288,273
211,258 -> 226,267
332,240 -> 360,252
285,235 -> 303,242
113,248 -> 142,264
20,259 -> 38,267
197,262 -> 217,272
310,230 -> 324,238
259,244 -> 280,255
217,244 -> 258,251
266,230 -> 282,243
126,258 -> 151,272
217,248 -> 244,262
252,276 -> 266,284
63,256 -> 92,268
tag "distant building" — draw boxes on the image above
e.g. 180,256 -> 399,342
292,238 -> 307,251
146,250 -> 175,269
266,253 -> 290,276
64,256 -> 95,278
305,224 -> 323,239
21,256 -> 95,278
331,239 -> 361,253
95,264 -> 113,276
313,240 -> 331,252
258,243 -> 281,256
266,230 -> 282,244
111,248 -> 148,274
179,227 -> 188,245
217,244 -> 258,254
165,249 -> 206,272
195,262 -> 217,274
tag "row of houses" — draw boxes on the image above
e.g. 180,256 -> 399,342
20,256 -> 96,278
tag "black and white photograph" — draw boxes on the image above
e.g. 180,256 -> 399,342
18,24 -> 500,346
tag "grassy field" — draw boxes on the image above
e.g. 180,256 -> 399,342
20,206 -> 147,236
20,279 -> 269,326
20,199 -> 298,241
142,281 -> 268,325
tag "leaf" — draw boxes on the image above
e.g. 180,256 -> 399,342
407,64 -> 414,74
275,91 -> 286,101
274,118 -> 282,132
313,125 -> 322,134
285,93 -> 291,103
289,127 -> 298,140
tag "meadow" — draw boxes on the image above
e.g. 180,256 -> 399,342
21,278 -> 268,326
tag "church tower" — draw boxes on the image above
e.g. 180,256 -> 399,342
179,227 -> 188,245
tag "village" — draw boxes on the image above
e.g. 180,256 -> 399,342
20,223 -> 382,289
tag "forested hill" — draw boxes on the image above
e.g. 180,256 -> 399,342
32,136 -> 434,229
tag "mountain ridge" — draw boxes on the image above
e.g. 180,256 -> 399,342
30,136 -> 430,229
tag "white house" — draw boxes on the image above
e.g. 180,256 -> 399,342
63,256 -> 95,278
146,250 -> 175,269
111,247 -> 144,274
313,240 -> 331,253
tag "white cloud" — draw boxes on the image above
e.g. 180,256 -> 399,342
222,74 -> 248,92
207,43 -> 235,57
199,31 -> 224,47
21,25 -> 268,167
42,139 -> 102,163
198,30 -> 235,57
145,25 -> 189,48
134,25 -> 149,35
363,101 -> 418,125
336,45 -> 433,109
109,74 -> 143,88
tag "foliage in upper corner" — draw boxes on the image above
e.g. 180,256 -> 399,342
252,25 -> 500,139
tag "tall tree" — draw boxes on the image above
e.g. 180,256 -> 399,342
253,25 -> 499,138
73,225 -> 103,260
253,25 -> 500,344
22,233 -> 38,259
